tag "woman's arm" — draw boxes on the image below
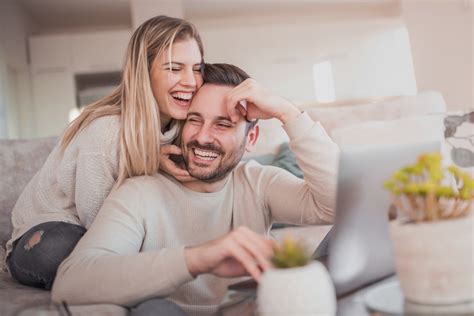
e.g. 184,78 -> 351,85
73,151 -> 117,228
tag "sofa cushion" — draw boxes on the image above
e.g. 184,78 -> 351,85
0,270 -> 51,315
0,137 -> 57,256
1,268 -> 127,315
271,142 -> 303,179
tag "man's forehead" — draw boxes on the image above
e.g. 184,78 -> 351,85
189,84 -> 232,115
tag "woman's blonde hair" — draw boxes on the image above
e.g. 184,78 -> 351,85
61,16 -> 204,187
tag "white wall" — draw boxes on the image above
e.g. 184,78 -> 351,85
191,4 -> 417,104
0,1 -> 37,138
402,0 -> 473,111
6,1 -> 471,138
130,0 -> 183,27
0,47 -> 8,138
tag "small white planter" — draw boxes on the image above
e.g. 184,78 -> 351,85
257,261 -> 336,316
390,213 -> 474,305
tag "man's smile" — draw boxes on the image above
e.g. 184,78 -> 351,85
186,141 -> 225,167
192,148 -> 221,161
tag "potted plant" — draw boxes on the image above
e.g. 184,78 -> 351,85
257,236 -> 336,316
384,152 -> 474,305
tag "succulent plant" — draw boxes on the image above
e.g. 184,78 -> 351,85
272,236 -> 310,269
384,152 -> 473,222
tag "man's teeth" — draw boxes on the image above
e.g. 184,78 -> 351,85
194,149 -> 220,160
172,92 -> 192,101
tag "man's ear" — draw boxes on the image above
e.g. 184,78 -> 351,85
245,124 -> 259,152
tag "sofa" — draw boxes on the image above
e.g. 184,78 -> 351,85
0,91 -> 447,315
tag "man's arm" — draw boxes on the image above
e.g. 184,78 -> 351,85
264,112 -> 338,224
226,79 -> 339,224
52,179 -> 194,307
53,178 -> 278,306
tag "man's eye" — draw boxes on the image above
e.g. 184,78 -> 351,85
217,123 -> 232,128
187,118 -> 201,123
193,68 -> 202,73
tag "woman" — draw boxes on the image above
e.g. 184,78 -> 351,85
5,15 -> 203,290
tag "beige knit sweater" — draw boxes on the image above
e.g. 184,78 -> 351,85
51,113 -> 339,316
6,115 -> 180,259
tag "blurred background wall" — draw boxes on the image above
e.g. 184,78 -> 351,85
0,0 -> 472,139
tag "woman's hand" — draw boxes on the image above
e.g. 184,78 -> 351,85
159,145 -> 195,182
184,226 -> 279,282
225,78 -> 301,124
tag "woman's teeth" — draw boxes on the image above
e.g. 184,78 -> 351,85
172,92 -> 192,101
193,148 -> 220,160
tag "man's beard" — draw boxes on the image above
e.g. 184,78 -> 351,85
182,140 -> 246,183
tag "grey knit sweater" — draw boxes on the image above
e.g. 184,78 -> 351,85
6,115 -> 180,259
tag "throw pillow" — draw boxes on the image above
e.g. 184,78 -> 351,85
271,142 -> 303,179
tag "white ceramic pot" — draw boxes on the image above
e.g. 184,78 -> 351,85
390,213 -> 474,305
257,261 -> 336,316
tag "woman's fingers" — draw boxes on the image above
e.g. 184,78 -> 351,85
161,144 -> 182,155
159,149 -> 193,181
165,163 -> 190,177
175,174 -> 195,182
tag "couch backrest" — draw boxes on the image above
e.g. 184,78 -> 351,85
244,91 -> 447,159
0,137 -> 57,249
304,91 -> 447,134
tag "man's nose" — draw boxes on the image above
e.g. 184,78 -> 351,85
195,125 -> 214,144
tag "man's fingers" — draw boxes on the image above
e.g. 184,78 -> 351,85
227,227 -> 277,280
226,89 -> 253,123
226,99 -> 243,123
226,240 -> 263,282
236,104 -> 247,118
236,233 -> 274,271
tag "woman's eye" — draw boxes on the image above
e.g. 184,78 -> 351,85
165,67 -> 181,72
193,68 -> 202,73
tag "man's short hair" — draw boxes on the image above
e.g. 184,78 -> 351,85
203,63 -> 258,132
203,63 -> 250,86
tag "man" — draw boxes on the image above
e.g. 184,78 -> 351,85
52,63 -> 339,315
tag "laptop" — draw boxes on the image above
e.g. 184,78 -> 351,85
228,141 -> 440,297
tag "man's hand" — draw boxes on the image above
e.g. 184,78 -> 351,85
184,226 -> 279,282
159,145 -> 195,182
225,79 -> 301,124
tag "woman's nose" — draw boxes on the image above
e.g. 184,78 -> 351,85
181,68 -> 198,88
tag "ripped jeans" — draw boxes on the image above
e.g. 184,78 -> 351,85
7,221 -> 86,290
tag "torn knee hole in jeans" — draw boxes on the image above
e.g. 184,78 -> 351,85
24,230 -> 44,251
